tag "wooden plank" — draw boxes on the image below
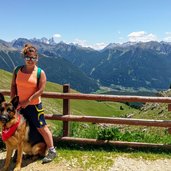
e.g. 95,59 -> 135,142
168,104 -> 171,111
1,89 -> 171,103
63,84 -> 70,136
54,136 -> 171,149
45,114 -> 171,127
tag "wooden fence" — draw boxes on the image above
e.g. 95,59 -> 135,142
1,84 -> 171,149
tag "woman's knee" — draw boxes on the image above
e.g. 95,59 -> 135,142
37,126 -> 51,135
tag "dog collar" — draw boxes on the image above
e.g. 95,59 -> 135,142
2,115 -> 21,142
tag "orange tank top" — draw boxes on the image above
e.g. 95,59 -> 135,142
16,69 -> 41,105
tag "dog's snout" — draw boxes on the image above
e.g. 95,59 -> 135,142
0,114 -> 10,123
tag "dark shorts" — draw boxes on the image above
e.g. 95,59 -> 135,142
20,103 -> 47,128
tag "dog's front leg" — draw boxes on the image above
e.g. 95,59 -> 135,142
2,145 -> 13,171
14,143 -> 23,171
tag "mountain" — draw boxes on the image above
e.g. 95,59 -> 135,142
1,38 -> 171,92
91,45 -> 171,89
38,54 -> 98,93
0,39 -> 99,93
50,41 -> 171,90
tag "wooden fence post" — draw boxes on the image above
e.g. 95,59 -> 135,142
63,84 -> 70,136
168,104 -> 171,111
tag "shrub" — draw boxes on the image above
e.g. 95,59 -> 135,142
97,127 -> 121,140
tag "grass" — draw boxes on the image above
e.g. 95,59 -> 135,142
51,121 -> 171,144
0,69 -> 138,117
55,148 -> 117,170
1,69 -> 171,144
51,143 -> 171,170
1,69 -> 171,169
1,144 -> 171,170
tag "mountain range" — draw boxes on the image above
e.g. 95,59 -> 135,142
0,38 -> 171,93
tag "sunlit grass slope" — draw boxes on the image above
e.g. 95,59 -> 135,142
0,69 -> 137,117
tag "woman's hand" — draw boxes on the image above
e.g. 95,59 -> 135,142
19,99 -> 31,108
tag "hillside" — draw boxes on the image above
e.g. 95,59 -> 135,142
0,69 -> 137,117
2,68 -> 171,121
1,70 -> 171,171
1,68 -> 171,119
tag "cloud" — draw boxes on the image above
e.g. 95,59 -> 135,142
73,38 -> 107,50
53,33 -> 62,42
93,42 -> 107,50
164,32 -> 171,42
128,31 -> 158,42
73,38 -> 88,47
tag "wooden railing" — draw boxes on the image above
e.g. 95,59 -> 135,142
1,84 -> 171,149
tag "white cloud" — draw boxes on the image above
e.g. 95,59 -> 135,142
53,33 -> 61,38
92,42 -> 107,50
128,31 -> 158,42
164,32 -> 171,42
53,33 -> 62,42
118,37 -> 125,42
73,38 -> 88,47
165,32 -> 171,34
164,37 -> 171,42
73,38 -> 107,50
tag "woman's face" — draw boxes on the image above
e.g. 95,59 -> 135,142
24,51 -> 38,66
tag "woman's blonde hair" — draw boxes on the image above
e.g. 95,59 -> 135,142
21,44 -> 38,57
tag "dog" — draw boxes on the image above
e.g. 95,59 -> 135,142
0,93 -> 47,171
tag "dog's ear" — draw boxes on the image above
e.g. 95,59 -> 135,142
11,96 -> 19,109
0,93 -> 5,104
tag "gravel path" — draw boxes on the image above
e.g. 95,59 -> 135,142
1,151 -> 171,171
109,156 -> 171,171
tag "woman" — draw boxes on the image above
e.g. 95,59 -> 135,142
10,44 -> 57,163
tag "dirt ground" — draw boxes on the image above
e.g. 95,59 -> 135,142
1,151 -> 171,171
109,156 -> 171,171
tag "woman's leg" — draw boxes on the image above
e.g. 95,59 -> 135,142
37,126 -> 57,163
37,125 -> 53,148
24,104 -> 57,163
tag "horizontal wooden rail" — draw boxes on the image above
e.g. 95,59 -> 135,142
45,114 -> 171,127
0,133 -> 170,149
1,89 -> 171,103
54,136 -> 171,149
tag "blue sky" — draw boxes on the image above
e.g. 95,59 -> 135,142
1,0 -> 171,49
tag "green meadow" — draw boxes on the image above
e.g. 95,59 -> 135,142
1,69 -> 171,144
1,69 -> 171,170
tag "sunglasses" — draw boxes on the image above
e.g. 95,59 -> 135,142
24,56 -> 38,62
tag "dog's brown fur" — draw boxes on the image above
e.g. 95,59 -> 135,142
0,93 -> 47,171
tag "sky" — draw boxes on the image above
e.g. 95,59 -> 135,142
1,0 -> 171,49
